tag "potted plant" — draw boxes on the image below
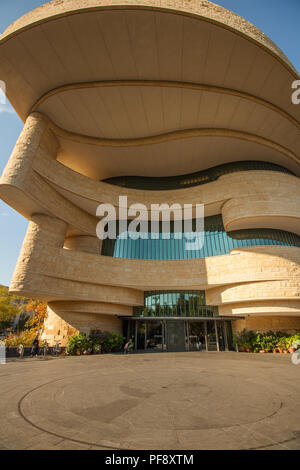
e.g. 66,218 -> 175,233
292,338 -> 300,353
258,335 -> 269,353
285,337 -> 294,354
66,332 -> 88,355
93,343 -> 101,355
277,338 -> 285,354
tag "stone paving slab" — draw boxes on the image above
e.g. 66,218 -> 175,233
0,352 -> 299,450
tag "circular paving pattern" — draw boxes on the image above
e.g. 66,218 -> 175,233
15,353 -> 297,450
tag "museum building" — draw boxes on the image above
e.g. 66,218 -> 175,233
0,0 -> 299,351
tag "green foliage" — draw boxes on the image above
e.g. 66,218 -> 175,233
66,331 -> 125,355
66,333 -> 89,355
233,329 -> 300,352
3,300 -> 47,349
4,329 -> 36,347
101,332 -> 124,353
0,285 -> 29,330
90,330 -> 125,353
233,329 -> 256,350
93,343 -> 101,354
0,302 -> 19,329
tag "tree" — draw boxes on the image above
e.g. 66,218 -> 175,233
25,301 -> 47,333
0,301 -> 20,329
4,300 -> 47,348
0,285 -> 23,330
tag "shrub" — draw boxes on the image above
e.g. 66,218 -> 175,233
66,333 -> 89,355
66,331 -> 125,355
90,330 -> 125,353
101,332 -> 124,353
4,329 -> 36,347
233,329 -> 256,351
233,329 -> 300,353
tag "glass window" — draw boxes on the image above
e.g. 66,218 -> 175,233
102,215 -> 300,260
103,161 -> 294,191
136,290 -> 217,318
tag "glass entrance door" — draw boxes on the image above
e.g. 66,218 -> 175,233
206,320 -> 218,351
128,318 -> 230,352
188,322 -> 207,351
166,320 -> 186,352
146,320 -> 164,351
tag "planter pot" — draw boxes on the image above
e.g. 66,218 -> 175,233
246,348 -> 250,353
278,348 -> 283,354
288,347 -> 295,354
240,346 -> 246,352
76,350 -> 81,355
273,349 -> 277,354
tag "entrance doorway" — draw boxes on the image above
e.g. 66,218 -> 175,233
126,318 -> 232,352
166,320 -> 186,352
188,322 -> 207,351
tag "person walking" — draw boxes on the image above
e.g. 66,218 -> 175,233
124,338 -> 133,354
30,336 -> 39,358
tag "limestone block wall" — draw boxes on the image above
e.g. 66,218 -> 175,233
0,112 -> 299,344
42,307 -> 79,347
219,300 -> 300,317
0,0 -> 299,346
64,235 -> 102,254
42,306 -> 123,347
206,280 -> 300,305
222,195 -> 300,234
31,138 -> 300,233
232,315 -> 300,334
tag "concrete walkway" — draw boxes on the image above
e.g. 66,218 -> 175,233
0,352 -> 299,450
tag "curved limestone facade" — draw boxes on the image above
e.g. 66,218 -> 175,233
0,0 -> 299,347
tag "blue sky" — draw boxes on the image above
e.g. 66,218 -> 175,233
0,0 -> 299,286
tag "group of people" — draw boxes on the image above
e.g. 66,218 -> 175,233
17,335 -> 44,358
16,336 -> 134,357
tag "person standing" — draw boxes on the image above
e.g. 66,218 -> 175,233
0,340 -> 5,364
17,343 -> 24,359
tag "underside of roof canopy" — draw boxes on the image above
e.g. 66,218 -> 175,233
0,0 -> 299,178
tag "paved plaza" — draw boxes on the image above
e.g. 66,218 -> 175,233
0,352 -> 299,450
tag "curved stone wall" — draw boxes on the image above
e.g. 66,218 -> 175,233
222,196 -> 300,234
64,235 -> 102,254
232,315 -> 300,334
206,280 -> 300,305
0,1 -> 299,344
0,113 -> 298,343
2,114 -> 299,235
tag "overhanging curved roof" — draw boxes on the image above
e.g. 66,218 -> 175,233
1,0 -> 299,178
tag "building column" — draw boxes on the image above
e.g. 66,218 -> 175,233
0,112 -> 58,195
204,321 -> 208,352
214,319 -> 220,352
223,321 -> 229,351
64,235 -> 102,254
10,214 -> 68,296
27,213 -> 68,248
